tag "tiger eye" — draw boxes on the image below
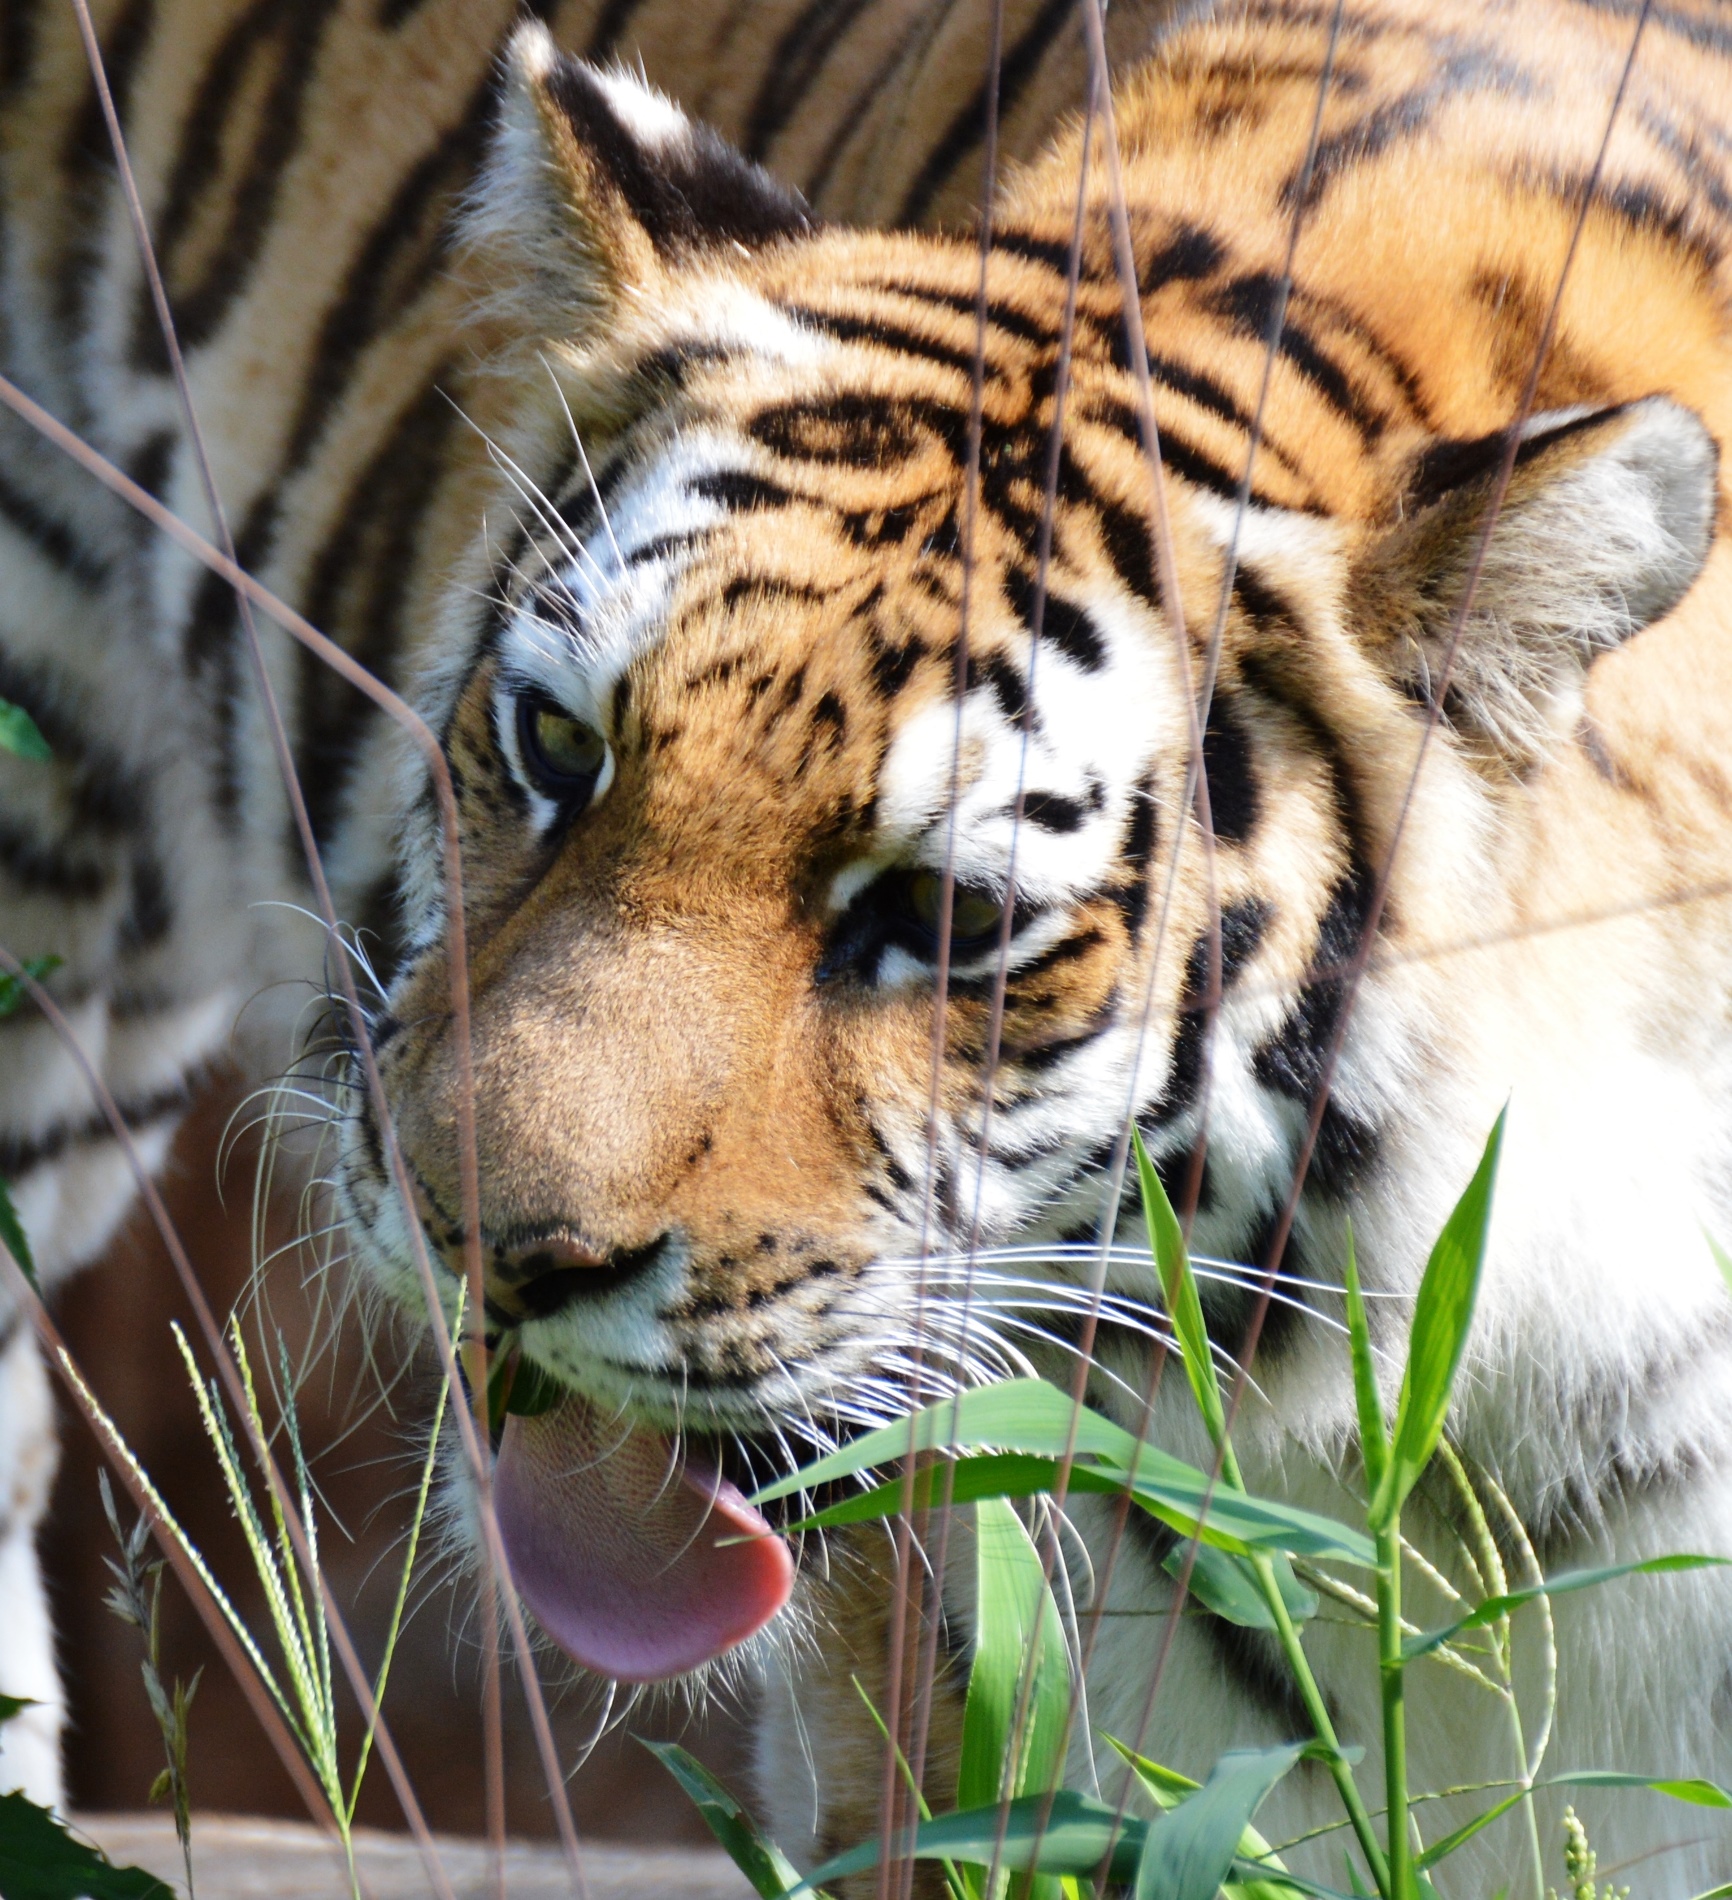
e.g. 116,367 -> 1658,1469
519,696 -> 607,797
907,869 -> 1005,945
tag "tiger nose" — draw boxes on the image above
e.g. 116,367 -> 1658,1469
486,1233 -> 669,1322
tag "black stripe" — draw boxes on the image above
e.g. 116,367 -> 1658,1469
0,1083 -> 189,1177
896,0 -> 1074,225
54,0 -> 154,339
0,469 -> 108,584
743,0 -> 876,160
1207,274 -> 1389,446
0,817 -> 107,898
781,304 -> 982,381
295,374 -> 457,851
1201,693 -> 1259,845
134,0 -> 343,365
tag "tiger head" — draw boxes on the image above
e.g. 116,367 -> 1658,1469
335,25 -> 1717,1682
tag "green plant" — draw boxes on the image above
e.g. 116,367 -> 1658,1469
99,1472 -> 200,1898
651,1117 -> 1732,1900
62,1311 -> 452,1900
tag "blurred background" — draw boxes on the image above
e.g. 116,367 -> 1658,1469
44,1075 -> 754,1844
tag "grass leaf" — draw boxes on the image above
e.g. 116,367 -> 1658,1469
0,697 -> 50,762
793,1793 -> 1147,1894
639,1739 -> 817,1899
763,1384 -> 1375,1566
1105,1739 -> 1300,1900
1134,1744 -> 1306,1900
1415,1768 -> 1732,1869
1133,1128 -> 1225,1443
957,1501 -> 1072,1897
1375,1111 -> 1504,1527
0,1180 -> 38,1290
750,1380 -> 1142,1504
1401,1554 -> 1728,1661
1341,1227 -> 1387,1501
1164,1545 -> 1317,1632
0,1790 -> 173,1898
0,1696 -> 35,1725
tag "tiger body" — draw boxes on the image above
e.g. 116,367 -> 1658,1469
5,0 -> 1732,1888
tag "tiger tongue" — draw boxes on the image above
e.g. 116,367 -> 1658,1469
493,1394 -> 794,1681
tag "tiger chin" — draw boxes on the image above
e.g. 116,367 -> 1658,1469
334,4 -> 1732,1891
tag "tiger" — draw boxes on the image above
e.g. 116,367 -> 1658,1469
0,0 -> 1168,1809
5,0 -> 1732,1889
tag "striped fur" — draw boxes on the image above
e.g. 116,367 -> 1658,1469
5,0 -> 1732,1888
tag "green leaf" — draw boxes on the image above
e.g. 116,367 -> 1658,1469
1689,1885 -> 1732,1899
0,698 -> 50,762
751,1380 -> 1143,1504
1341,1227 -> 1387,1501
0,1695 -> 35,1726
762,1384 -> 1375,1567
1374,1111 -> 1504,1528
1401,1554 -> 1728,1661
1134,1744 -> 1305,1900
1164,1545 -> 1318,1632
1133,1127 -> 1225,1444
0,1790 -> 173,1898
0,1179 -> 38,1291
1105,1739 -> 1299,1900
639,1739 -> 816,1900
0,956 -> 58,1022
793,1793 -> 1146,1895
1414,1768 -> 1732,1869
958,1502 -> 1072,1898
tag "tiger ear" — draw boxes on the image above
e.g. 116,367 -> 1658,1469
468,24 -> 813,333
1351,396 -> 1718,768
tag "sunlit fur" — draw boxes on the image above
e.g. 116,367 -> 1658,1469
6,0 -> 1732,1886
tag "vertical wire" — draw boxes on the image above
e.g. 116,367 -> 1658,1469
880,5 -> 1007,1893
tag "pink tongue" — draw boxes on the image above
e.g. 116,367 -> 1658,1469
494,1395 -> 794,1681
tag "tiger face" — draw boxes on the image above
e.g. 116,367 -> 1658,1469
335,22 -> 1719,1684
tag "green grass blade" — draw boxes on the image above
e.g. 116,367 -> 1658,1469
1106,1738 -> 1300,1900
55,1350 -> 302,1750
1401,1554 -> 1728,1662
1133,1745 -> 1306,1900
1341,1227 -> 1387,1501
850,1678 -> 969,1900
0,697 -> 51,761
959,1502 -> 1071,1813
639,1740 -> 817,1899
782,1447 -> 1374,1567
1415,1769 -> 1732,1869
1132,1127 -> 1225,1443
1375,1111 -> 1505,1528
1163,1545 -> 1317,1631
0,1180 -> 39,1291
791,1793 -> 1146,1895
349,1351 -> 452,1822
750,1380 -> 1144,1504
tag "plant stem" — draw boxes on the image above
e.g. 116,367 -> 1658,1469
1377,1516 -> 1411,1900
1252,1549 -> 1392,1896
1212,1438 -> 1391,1896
